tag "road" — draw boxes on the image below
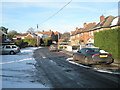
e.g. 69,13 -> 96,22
33,47 -> 120,88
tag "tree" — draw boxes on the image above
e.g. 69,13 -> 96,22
7,30 -> 18,39
27,27 -> 35,34
0,26 -> 8,34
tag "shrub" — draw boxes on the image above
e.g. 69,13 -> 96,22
94,27 -> 120,60
24,38 -> 37,47
14,39 -> 28,48
43,39 -> 52,46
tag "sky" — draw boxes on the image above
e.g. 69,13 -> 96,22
0,0 -> 119,33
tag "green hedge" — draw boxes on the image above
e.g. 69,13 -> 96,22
43,39 -> 52,46
94,27 -> 120,60
24,38 -> 37,47
14,39 -> 28,48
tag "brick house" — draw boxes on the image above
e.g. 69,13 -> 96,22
70,15 -> 120,45
25,32 -> 37,39
70,22 -> 96,44
89,15 -> 120,39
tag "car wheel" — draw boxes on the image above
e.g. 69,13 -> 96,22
106,58 -> 114,65
10,51 -> 15,55
84,57 -> 89,65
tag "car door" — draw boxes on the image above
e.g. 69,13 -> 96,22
4,45 -> 11,54
75,48 -> 86,62
74,51 -> 82,60
79,48 -> 88,62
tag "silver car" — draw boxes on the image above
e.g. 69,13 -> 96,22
0,45 -> 20,55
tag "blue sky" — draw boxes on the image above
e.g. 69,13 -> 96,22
0,0 -> 119,33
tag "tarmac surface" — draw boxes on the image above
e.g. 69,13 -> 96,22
33,47 -> 120,88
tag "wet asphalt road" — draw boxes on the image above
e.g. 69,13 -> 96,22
33,47 -> 120,88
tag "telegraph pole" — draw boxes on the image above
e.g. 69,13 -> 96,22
37,24 -> 39,47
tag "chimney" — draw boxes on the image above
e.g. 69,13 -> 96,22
83,23 -> 87,28
100,15 -> 105,23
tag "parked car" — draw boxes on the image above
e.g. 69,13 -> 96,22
0,44 -> 20,55
85,43 -> 94,46
73,47 -> 114,65
77,43 -> 94,51
49,44 -> 58,51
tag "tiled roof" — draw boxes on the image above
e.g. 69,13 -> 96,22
37,30 -> 59,36
100,16 -> 115,27
83,23 -> 96,32
76,28 -> 84,34
54,31 -> 59,35
94,16 -> 115,29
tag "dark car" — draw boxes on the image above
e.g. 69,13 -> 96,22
49,44 -> 58,51
73,47 -> 114,65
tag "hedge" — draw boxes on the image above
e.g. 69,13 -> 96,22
14,39 -> 28,48
94,27 -> 120,60
43,39 -> 52,46
24,38 -> 37,47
